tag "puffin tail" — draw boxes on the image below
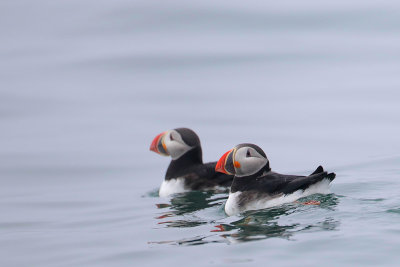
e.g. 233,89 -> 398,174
326,172 -> 336,182
311,165 -> 324,175
311,166 -> 335,182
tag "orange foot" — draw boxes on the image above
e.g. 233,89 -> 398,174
211,225 -> 225,232
302,200 -> 321,205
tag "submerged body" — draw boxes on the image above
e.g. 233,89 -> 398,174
158,154 -> 232,197
215,143 -> 336,216
225,168 -> 334,215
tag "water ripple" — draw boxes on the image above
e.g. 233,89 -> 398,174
151,192 -> 340,245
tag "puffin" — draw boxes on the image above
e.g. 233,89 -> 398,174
150,128 -> 234,197
215,143 -> 336,216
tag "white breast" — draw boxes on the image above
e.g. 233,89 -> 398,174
224,191 -> 242,216
159,178 -> 188,197
224,178 -> 332,216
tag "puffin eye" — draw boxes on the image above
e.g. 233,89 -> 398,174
246,149 -> 251,157
170,134 -> 174,141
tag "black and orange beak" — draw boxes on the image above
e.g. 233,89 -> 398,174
215,149 -> 234,175
150,132 -> 169,156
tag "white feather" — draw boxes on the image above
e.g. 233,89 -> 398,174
163,130 -> 192,160
234,147 -> 268,177
159,178 -> 188,197
224,191 -> 241,216
225,178 -> 332,216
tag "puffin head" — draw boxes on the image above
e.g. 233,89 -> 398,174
150,128 -> 201,160
215,143 -> 270,177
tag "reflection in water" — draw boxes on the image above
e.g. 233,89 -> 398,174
216,194 -> 340,244
154,191 -> 226,228
151,192 -> 340,245
386,208 -> 400,214
168,191 -> 227,215
154,190 -> 225,212
217,205 -> 299,242
148,235 -> 226,246
158,220 -> 207,228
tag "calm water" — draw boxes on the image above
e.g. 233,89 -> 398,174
1,0 -> 400,266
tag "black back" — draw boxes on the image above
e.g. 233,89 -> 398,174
165,152 -> 233,189
175,128 -> 201,148
230,165 -> 335,208
231,165 -> 335,195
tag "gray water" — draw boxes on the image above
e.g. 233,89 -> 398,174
1,0 -> 400,266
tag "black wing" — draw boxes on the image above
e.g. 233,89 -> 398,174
233,168 -> 335,195
202,161 -> 234,187
280,171 -> 335,194
180,162 -> 234,190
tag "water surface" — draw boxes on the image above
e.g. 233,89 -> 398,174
1,0 -> 400,266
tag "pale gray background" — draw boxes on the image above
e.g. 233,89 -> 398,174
1,0 -> 400,266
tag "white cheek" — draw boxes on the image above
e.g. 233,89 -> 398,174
164,139 -> 192,160
236,158 -> 268,177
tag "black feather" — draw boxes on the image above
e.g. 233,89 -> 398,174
231,167 -> 336,196
164,131 -> 233,190
310,165 -> 324,175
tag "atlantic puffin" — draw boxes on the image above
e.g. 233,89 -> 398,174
215,143 -> 336,216
150,128 -> 234,197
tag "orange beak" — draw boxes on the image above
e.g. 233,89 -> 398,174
215,149 -> 233,174
150,132 -> 168,155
